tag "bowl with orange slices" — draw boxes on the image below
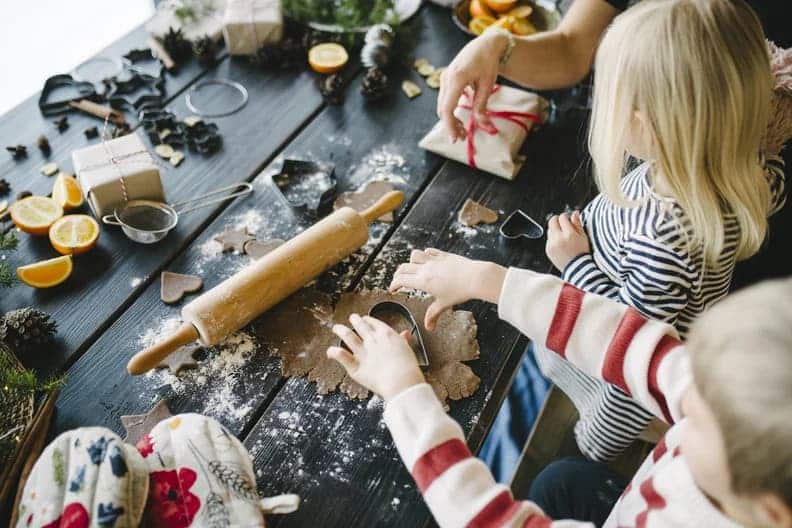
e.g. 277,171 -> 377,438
453,0 -> 561,38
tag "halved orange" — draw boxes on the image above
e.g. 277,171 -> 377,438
52,172 -> 84,210
49,215 -> 100,255
469,0 -> 494,19
512,17 -> 538,35
485,0 -> 518,13
469,15 -> 496,36
508,5 -> 534,18
308,43 -> 349,74
9,196 -> 64,236
17,255 -> 73,288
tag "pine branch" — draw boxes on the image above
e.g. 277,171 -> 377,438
0,230 -> 17,251
0,262 -> 14,288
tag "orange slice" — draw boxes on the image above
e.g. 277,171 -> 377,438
469,15 -> 496,36
485,0 -> 518,13
52,172 -> 84,210
17,255 -> 73,288
470,0 -> 494,19
308,43 -> 349,74
9,196 -> 64,236
508,5 -> 534,18
49,215 -> 100,255
512,17 -> 538,35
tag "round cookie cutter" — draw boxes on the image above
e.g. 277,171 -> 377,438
102,182 -> 253,244
185,78 -> 249,118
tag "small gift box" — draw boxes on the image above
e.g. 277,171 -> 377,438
72,133 -> 165,218
223,0 -> 283,56
146,0 -> 227,41
419,85 -> 548,180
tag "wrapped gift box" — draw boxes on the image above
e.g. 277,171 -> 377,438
146,0 -> 227,42
419,85 -> 549,180
72,133 -> 165,218
223,0 -> 283,56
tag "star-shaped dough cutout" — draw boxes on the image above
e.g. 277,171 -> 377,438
121,399 -> 172,445
214,227 -> 254,253
156,343 -> 201,374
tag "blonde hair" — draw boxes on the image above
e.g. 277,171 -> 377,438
689,278 -> 792,504
588,0 -> 773,264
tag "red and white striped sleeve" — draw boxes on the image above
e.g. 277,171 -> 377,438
383,383 -> 591,528
498,268 -> 691,424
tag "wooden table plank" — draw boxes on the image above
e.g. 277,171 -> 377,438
53,4 -> 469,440
3,48 -> 325,376
242,100 -> 594,527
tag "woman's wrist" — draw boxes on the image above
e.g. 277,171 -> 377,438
473,261 -> 508,304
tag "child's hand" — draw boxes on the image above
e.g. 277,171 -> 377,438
546,211 -> 590,271
328,314 -> 425,401
389,249 -> 506,331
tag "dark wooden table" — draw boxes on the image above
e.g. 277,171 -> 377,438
1,5 -> 595,526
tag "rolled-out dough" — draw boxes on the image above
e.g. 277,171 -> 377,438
254,288 -> 480,406
458,199 -> 498,227
334,181 -> 396,222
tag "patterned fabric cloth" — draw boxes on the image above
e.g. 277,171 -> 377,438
17,414 -> 298,528
535,160 -> 785,461
383,268 -> 741,527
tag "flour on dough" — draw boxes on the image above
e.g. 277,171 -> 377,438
255,288 -> 480,405
458,198 -> 498,227
334,181 -> 396,222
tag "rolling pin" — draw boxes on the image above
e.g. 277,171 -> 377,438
127,190 -> 404,375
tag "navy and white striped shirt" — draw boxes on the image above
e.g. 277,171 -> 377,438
535,159 -> 785,461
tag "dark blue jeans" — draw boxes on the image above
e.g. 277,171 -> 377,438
479,344 -> 550,482
528,457 -> 628,526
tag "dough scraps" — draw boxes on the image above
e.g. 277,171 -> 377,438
333,181 -> 396,222
161,271 -> 203,304
458,198 -> 498,227
255,288 -> 480,406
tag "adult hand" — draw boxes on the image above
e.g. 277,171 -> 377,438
545,211 -> 590,271
389,249 -> 506,331
328,314 -> 425,401
438,30 -> 510,142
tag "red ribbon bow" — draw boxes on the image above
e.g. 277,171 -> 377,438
458,85 -> 542,169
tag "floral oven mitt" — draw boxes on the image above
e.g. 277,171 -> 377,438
17,414 -> 299,527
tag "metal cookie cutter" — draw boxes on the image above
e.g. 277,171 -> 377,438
500,210 -> 545,240
272,159 -> 338,217
38,74 -> 99,116
102,182 -> 253,244
339,301 -> 430,368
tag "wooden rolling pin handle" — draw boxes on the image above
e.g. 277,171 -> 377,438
127,322 -> 199,375
360,190 -> 405,225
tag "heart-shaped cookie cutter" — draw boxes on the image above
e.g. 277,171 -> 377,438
499,209 -> 545,240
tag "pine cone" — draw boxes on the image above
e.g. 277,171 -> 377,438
192,35 -> 216,67
163,27 -> 192,63
0,178 -> 10,197
251,37 -> 304,70
319,74 -> 345,105
361,68 -> 389,101
0,308 -> 57,353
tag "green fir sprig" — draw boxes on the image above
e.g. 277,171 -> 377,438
0,230 -> 18,288
282,0 -> 398,30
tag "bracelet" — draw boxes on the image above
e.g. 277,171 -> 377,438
491,27 -> 515,67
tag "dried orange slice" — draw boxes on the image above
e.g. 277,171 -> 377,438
485,0 -> 518,13
52,172 -> 84,210
469,15 -> 496,35
49,215 -> 100,255
308,43 -> 349,74
17,255 -> 73,288
508,5 -> 534,18
469,0 -> 494,19
10,196 -> 64,236
512,17 -> 538,35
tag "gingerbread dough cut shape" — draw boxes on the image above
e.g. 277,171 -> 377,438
215,227 -> 254,253
121,399 -> 172,445
255,288 -> 480,406
244,238 -> 285,259
161,271 -> 203,303
334,181 -> 396,222
458,199 -> 498,227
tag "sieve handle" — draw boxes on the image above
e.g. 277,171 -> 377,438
102,214 -> 122,226
171,182 -> 253,215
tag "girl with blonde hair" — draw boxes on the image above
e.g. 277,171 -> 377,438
533,0 -> 787,463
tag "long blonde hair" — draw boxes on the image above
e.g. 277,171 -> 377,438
588,0 -> 773,264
